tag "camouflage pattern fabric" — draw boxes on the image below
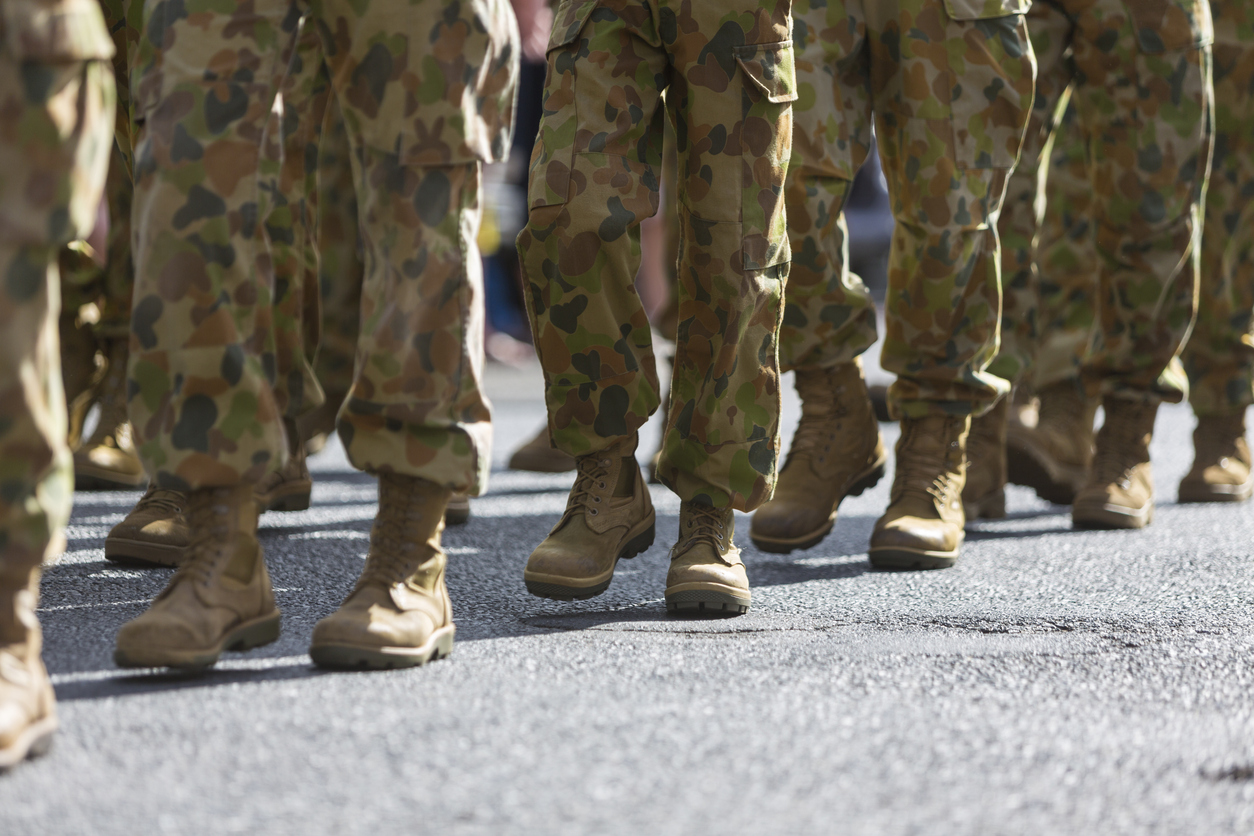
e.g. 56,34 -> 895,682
519,0 -> 798,512
310,99 -> 363,407
1181,0 -> 1254,417
1044,0 -> 1213,404
793,1 -> 1033,418
128,0 -> 517,493
0,0 -> 115,568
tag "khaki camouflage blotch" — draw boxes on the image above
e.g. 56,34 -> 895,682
520,0 -> 798,511
128,0 -> 518,493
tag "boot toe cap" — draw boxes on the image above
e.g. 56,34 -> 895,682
871,518 -> 961,554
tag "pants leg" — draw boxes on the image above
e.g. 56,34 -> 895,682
1181,8 -> 1254,417
520,0 -> 795,511
1066,0 -> 1214,403
309,0 -> 518,494
868,0 -> 1035,418
0,55 -> 114,572
989,0 -> 1076,386
778,0 -> 878,374
127,0 -> 301,489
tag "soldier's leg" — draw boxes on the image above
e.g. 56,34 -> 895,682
1179,7 -> 1254,502
750,0 -> 887,553
863,0 -> 1034,570
1067,0 -> 1214,529
305,0 -> 518,669
0,28 -> 114,767
298,98 -> 363,453
72,0 -> 145,487
113,0 -> 303,670
1003,97 -> 1103,505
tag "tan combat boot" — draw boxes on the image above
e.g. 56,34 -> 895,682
508,425 -> 576,473
114,485 -> 280,670
1006,380 -> 1098,505
105,484 -> 190,567
73,338 -> 145,490
666,502 -> 750,614
1178,413 -> 1253,503
962,398 -> 1009,520
1072,397 -> 1158,529
254,418 -> 313,513
524,435 -> 655,600
751,361 -> 887,553
0,566 -> 57,770
310,474 -> 455,669
869,414 -> 970,570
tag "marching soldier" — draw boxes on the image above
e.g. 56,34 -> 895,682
0,0 -> 115,766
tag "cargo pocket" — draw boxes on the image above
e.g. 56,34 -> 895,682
945,9 -> 1034,169
732,41 -> 799,271
526,0 -> 600,210
1127,0 -> 1213,52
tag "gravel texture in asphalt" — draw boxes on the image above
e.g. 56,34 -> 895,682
3,361 -> 1254,835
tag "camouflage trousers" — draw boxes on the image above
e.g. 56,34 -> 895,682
1181,3 -> 1254,417
781,0 -> 1034,424
520,0 -> 798,511
991,0 -> 1215,404
0,25 -> 115,570
127,0 -> 517,493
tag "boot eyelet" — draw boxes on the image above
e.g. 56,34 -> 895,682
594,496 -> 601,503
590,508 -> 599,516
599,482 -> 606,489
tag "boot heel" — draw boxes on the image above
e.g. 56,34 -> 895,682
618,524 -> 655,560
849,459 -> 888,497
226,612 -> 282,653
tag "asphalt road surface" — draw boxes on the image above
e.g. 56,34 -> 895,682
4,359 -> 1254,835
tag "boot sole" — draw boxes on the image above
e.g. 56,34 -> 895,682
104,536 -> 186,568
73,467 -> 147,491
0,715 -> 56,771
868,544 -> 961,570
749,456 -> 889,554
444,505 -> 471,526
114,610 -> 282,671
1072,502 -> 1153,530
1177,479 -> 1254,504
665,583 -> 751,616
309,625 -> 456,671
258,483 -> 313,513
524,516 -> 656,601
1006,438 -> 1085,506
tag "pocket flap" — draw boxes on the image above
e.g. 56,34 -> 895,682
943,0 -> 1030,20
734,41 -> 798,105
1129,0 -> 1213,52
548,0 -> 599,51
2,0 -> 114,62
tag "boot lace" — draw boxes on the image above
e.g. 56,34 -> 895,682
565,453 -> 613,520
1090,403 -> 1154,487
783,371 -> 848,470
679,503 -> 729,551
134,484 -> 185,518
892,418 -> 963,507
173,489 -> 233,587
357,477 -> 431,589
